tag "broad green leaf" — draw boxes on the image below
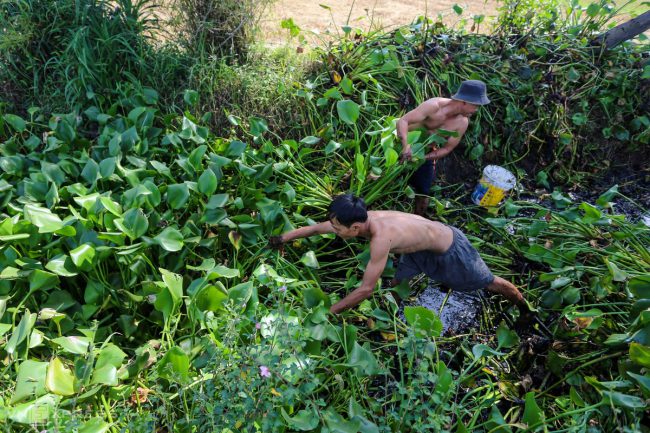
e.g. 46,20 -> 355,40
8,394 -> 61,424
46,255 -> 78,276
157,346 -> 189,381
11,360 -> 48,404
627,372 -> 650,397
629,275 -> 650,299
281,408 -> 319,431
198,169 -> 218,196
187,258 -> 216,271
5,311 -> 36,356
206,265 -> 240,279
91,365 -> 118,386
52,336 -> 90,354
496,323 -> 520,348
96,344 -> 127,369
348,342 -> 380,376
249,116 -> 268,136
23,204 -> 64,233
521,392 -> 545,428
70,243 -> 96,268
337,100 -> 360,125
155,227 -> 184,252
160,268 -> 184,301
303,285 -> 330,308
206,193 -> 229,209
4,113 -> 26,132
300,250 -> 320,269
167,183 -> 190,209
196,285 -> 228,311
115,208 -> 148,240
79,418 -> 111,433
323,407 -> 362,433
606,259 -> 628,282
630,343 -> 650,368
472,344 -> 504,359
453,4 -> 463,14
404,306 -> 442,337
99,197 -> 122,216
45,357 -> 76,396
229,281 -> 254,309
601,390 -> 646,409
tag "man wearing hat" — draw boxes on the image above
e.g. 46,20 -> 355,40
397,80 -> 490,216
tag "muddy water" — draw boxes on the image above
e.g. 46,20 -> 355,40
405,285 -> 485,335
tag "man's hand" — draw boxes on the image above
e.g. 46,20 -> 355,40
425,151 -> 441,161
400,147 -> 413,164
268,235 -> 285,251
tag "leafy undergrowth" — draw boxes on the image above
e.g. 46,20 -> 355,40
0,91 -> 649,432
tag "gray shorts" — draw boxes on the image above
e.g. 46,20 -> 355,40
395,226 -> 494,292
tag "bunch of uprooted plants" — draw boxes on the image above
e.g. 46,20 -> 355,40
1,0 -> 649,432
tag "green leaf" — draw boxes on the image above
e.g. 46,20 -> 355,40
157,346 -> 189,381
196,285 -> 228,312
453,4 -> 463,14
630,343 -> 650,368
496,323 -> 520,348
45,357 -> 76,396
337,100 -> 360,125
184,89 -> 199,106
206,194 -> 229,209
627,372 -> 650,397
115,208 -> 148,240
249,116 -> 268,136
404,306 -> 442,337
11,360 -> 48,404
601,390 -> 646,409
300,250 -> 320,269
629,275 -> 650,299
472,344 -> 504,359
303,285 -> 330,308
79,418 -> 111,433
281,408 -> 319,431
155,227 -> 184,252
52,336 -> 90,354
348,342 -> 380,376
70,243 -> 96,268
8,394 -> 61,424
198,169 -> 218,196
606,259 -> 628,282
586,3 -> 600,17
96,344 -> 127,369
99,197 -> 122,216
5,311 -> 36,356
23,204 -> 64,233
3,113 -> 26,132
46,255 -> 78,277
323,407 -> 362,433
91,365 -> 118,386
167,183 -> 190,209
521,392 -> 545,427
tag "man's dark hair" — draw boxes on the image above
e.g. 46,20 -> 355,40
328,194 -> 368,227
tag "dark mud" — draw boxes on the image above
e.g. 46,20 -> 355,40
403,284 -> 486,336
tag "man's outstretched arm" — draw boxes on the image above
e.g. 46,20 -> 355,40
330,240 -> 390,314
269,221 -> 334,248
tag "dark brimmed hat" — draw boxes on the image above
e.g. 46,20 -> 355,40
451,80 -> 490,105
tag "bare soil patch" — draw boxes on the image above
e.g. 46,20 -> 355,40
261,0 -> 500,44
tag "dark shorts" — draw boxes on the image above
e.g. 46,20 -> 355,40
409,159 -> 436,194
395,226 -> 494,292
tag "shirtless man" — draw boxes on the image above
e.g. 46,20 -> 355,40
268,194 -> 524,315
397,80 -> 491,216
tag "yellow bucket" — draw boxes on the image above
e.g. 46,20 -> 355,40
471,165 -> 516,207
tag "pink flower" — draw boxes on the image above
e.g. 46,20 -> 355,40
255,322 -> 261,330
259,365 -> 271,378
278,285 -> 287,292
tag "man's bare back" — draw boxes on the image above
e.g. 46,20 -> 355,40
413,98 -> 472,133
365,210 -> 453,255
